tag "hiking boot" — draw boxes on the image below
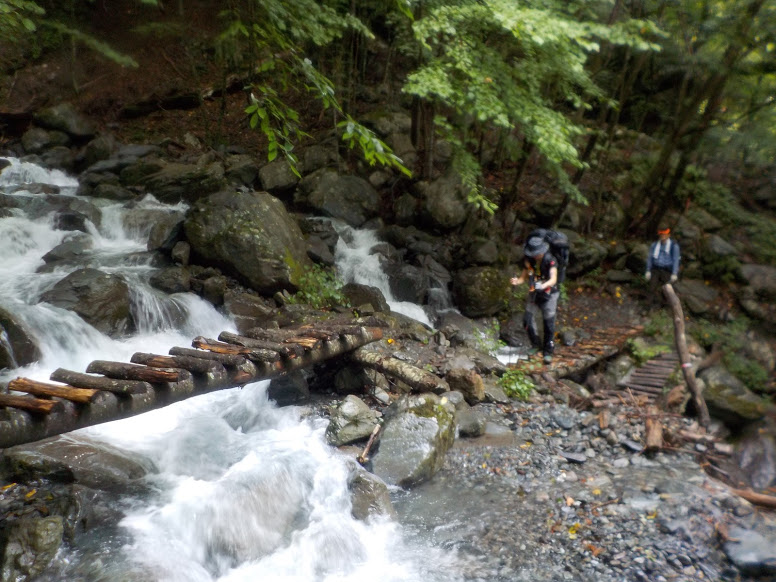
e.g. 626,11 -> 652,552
543,354 -> 553,365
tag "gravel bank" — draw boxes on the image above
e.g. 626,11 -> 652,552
392,398 -> 776,582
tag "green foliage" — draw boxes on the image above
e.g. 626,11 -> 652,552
245,87 -> 306,174
338,115 -> 412,176
221,1 -> 410,176
0,0 -> 44,43
626,338 -> 669,367
498,367 -> 535,401
42,21 -> 138,67
474,319 -> 506,354
402,0 -> 660,205
643,310 -> 672,340
688,317 -> 768,392
286,264 -> 349,310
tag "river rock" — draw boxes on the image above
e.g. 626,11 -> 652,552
296,169 -> 380,227
371,393 -> 456,488
445,368 -> 485,404
0,306 -> 42,369
326,395 -> 379,447
698,365 -> 769,428
267,370 -> 310,407
40,268 -> 134,337
451,266 -> 509,318
348,464 -> 397,521
32,103 -> 97,141
723,526 -> 776,576
122,157 -> 226,204
0,516 -> 64,582
413,173 -> 467,231
184,190 -> 312,294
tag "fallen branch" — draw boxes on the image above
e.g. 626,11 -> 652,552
357,424 -> 381,465
731,488 -> 776,509
663,283 -> 711,427
350,348 -> 449,394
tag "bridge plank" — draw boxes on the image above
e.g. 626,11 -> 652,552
8,377 -> 99,404
50,368 -> 150,395
0,393 -> 64,414
86,360 -> 185,383
218,331 -> 304,358
131,353 -> 226,376
168,347 -> 248,367
192,337 -> 281,362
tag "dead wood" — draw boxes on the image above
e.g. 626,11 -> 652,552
131,353 -> 225,376
357,424 -> 382,465
168,347 -> 248,367
731,488 -> 776,509
350,348 -> 449,393
645,406 -> 663,451
663,284 -> 711,427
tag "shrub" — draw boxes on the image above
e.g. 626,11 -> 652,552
498,367 -> 536,401
286,264 -> 349,310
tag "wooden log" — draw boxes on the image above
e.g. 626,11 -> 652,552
357,424 -> 381,465
130,353 -> 225,376
50,368 -> 150,395
86,360 -> 184,383
350,348 -> 449,394
0,393 -> 63,414
663,283 -> 711,427
645,406 -> 663,451
218,331 -> 304,358
731,488 -> 776,509
8,377 -> 99,404
169,347 -> 248,367
244,327 -> 323,350
192,337 -> 281,363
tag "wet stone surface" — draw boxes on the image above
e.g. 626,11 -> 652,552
392,398 -> 776,582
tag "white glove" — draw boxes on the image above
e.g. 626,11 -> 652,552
670,274 -> 677,283
534,281 -> 546,291
645,272 -> 651,281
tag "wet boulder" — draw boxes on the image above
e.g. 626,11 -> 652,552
296,169 -> 380,227
184,190 -> 312,294
370,393 -> 456,488
326,395 -> 379,446
0,306 -> 41,369
32,103 -> 97,141
451,266 -> 509,318
348,463 -> 397,521
121,156 -> 226,204
698,365 -> 769,429
413,173 -> 467,231
40,268 -> 134,337
0,516 -> 64,582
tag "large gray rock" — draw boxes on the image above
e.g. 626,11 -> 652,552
40,268 -> 134,337
370,393 -> 456,488
698,365 -> 769,428
348,464 -> 397,521
326,395 -> 379,446
0,306 -> 41,369
0,516 -> 64,582
414,173 -> 467,231
184,190 -> 312,294
452,266 -> 509,318
32,103 -> 97,140
2,435 -> 154,490
723,526 -> 776,576
122,157 -> 226,204
296,169 -> 380,227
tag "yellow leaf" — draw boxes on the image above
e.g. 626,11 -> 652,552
646,510 -> 658,519
592,488 -> 601,496
2,483 -> 17,491
25,489 -> 36,499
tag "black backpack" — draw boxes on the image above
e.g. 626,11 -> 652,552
525,228 -> 570,283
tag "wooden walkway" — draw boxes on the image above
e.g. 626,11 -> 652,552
0,322 -> 383,449
513,325 -> 644,380
616,351 -> 680,400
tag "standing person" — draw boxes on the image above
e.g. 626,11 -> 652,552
645,225 -> 681,304
510,236 -> 560,365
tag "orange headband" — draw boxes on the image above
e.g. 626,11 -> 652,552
657,228 -> 670,235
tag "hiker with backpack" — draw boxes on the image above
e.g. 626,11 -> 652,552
511,230 -> 568,365
644,225 -> 680,306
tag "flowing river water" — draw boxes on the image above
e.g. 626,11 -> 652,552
0,159 -> 476,581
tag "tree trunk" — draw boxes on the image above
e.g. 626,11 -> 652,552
8,377 -> 99,405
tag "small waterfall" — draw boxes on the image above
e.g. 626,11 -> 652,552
0,159 -> 472,582
332,223 -> 437,326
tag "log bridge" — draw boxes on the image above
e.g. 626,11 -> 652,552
0,323 -> 383,449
